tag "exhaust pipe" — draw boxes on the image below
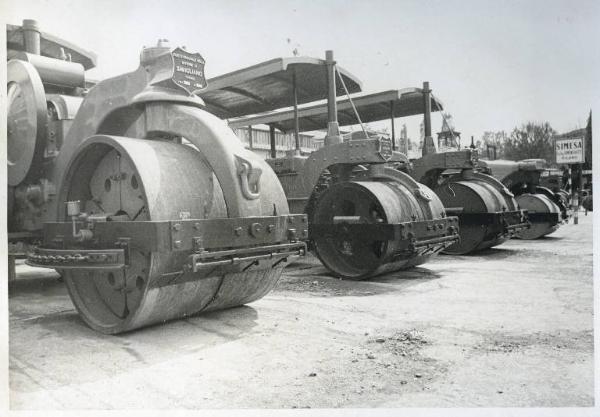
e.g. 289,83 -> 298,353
22,19 -> 41,55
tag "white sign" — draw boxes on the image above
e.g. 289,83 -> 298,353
555,137 -> 584,164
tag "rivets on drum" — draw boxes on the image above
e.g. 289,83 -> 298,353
193,222 -> 201,231
172,223 -> 182,232
174,240 -> 182,249
267,224 -> 275,233
234,227 -> 243,236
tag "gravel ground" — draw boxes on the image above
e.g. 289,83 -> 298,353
8,213 -> 594,409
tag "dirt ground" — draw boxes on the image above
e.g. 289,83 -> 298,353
8,213 -> 594,409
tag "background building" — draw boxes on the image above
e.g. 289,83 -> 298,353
233,126 -> 318,159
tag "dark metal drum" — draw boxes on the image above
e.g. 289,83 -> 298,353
311,171 -> 457,279
435,173 -> 527,255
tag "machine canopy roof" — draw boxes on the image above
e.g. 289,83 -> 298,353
228,88 -> 444,133
7,23 -> 97,70
199,56 -> 362,119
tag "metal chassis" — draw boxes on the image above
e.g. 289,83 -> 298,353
526,212 -> 561,226
309,216 -> 460,256
27,214 -> 308,273
445,209 -> 530,236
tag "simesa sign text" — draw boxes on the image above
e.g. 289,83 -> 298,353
555,137 -> 584,164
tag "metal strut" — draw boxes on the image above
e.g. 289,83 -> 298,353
335,66 -> 368,138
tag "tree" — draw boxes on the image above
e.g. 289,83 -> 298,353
479,130 -> 508,159
503,122 -> 556,161
584,111 -> 592,170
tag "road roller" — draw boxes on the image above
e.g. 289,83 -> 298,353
410,149 -> 530,253
538,165 -> 572,208
228,52 -> 460,279
11,27 -> 307,333
389,83 -> 529,254
230,78 -> 528,256
7,19 -> 98,281
478,159 -> 569,239
7,19 -> 95,235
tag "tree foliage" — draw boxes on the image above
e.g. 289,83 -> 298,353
503,122 -> 556,161
584,111 -> 592,170
478,130 -> 508,159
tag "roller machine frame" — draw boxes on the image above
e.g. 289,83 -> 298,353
478,158 -> 570,239
228,51 -> 460,279
8,20 -> 308,333
232,78 -> 529,255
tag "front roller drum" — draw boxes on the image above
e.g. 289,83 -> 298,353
435,178 -> 528,255
310,180 -> 459,280
32,135 -> 304,334
514,193 -> 561,239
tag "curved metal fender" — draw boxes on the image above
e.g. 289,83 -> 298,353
356,165 -> 446,220
441,171 -> 519,212
50,67 -> 288,220
468,172 -> 516,201
142,103 -> 289,217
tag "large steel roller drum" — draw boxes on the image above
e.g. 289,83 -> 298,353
435,176 -> 519,254
514,193 -> 560,239
58,135 -> 285,333
312,176 -> 446,279
7,59 -> 47,187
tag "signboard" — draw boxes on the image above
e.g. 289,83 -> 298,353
378,136 -> 393,161
555,137 -> 584,164
171,47 -> 207,94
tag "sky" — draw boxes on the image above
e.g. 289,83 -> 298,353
3,0 -> 599,142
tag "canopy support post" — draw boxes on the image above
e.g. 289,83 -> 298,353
325,50 -> 341,147
269,125 -> 277,159
293,70 -> 301,154
390,100 -> 396,151
422,81 -> 435,156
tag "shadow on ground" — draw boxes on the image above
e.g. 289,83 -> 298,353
275,265 -> 442,297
